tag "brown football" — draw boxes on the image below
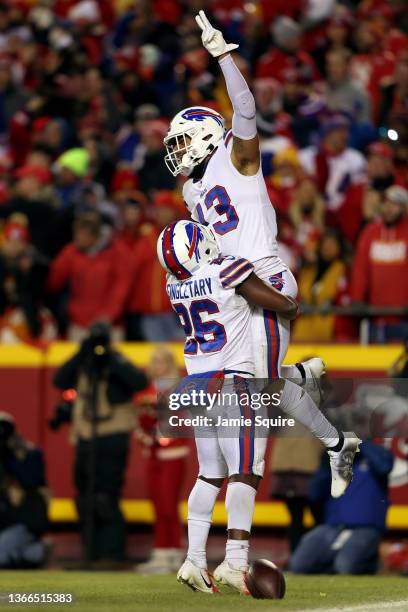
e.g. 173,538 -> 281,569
245,559 -> 286,599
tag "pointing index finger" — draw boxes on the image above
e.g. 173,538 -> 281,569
195,14 -> 205,31
199,10 -> 212,29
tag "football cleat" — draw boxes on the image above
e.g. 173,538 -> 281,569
297,357 -> 326,406
328,432 -> 361,498
213,560 -> 250,595
177,558 -> 218,593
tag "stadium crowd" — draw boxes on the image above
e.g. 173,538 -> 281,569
0,0 -> 406,344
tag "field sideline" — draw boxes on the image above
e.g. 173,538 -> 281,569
1,572 -> 408,612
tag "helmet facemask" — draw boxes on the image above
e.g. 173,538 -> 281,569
164,130 -> 195,177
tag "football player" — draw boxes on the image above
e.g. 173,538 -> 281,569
163,8 -> 360,511
157,220 -> 359,594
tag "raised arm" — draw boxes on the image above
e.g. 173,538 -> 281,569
237,273 -> 299,320
195,10 -> 259,176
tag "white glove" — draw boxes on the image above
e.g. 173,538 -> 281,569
195,10 -> 238,58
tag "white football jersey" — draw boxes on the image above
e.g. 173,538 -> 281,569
166,255 -> 255,375
183,130 -> 287,281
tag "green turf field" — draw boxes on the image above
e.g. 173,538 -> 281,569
1,571 -> 407,612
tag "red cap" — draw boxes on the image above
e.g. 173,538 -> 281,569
368,141 -> 394,159
15,164 -> 51,185
152,190 -> 182,212
110,168 -> 139,193
32,116 -> 51,134
4,221 -> 29,243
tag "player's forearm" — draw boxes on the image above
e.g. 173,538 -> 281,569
237,274 -> 299,320
218,54 -> 257,140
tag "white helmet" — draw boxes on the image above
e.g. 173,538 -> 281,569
164,106 -> 225,176
157,220 -> 220,280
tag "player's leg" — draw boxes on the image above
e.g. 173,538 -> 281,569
252,270 -> 325,403
177,432 -> 225,593
255,270 -> 360,496
212,472 -> 259,595
214,389 -> 266,594
266,377 -> 361,497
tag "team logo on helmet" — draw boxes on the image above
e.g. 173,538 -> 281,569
185,223 -> 204,263
181,108 -> 224,127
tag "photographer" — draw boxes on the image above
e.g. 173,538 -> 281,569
0,412 -> 50,568
53,321 -> 148,566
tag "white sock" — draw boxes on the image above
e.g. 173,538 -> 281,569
281,364 -> 303,382
225,482 -> 256,570
280,379 -> 339,448
226,539 -> 250,571
187,479 -> 220,570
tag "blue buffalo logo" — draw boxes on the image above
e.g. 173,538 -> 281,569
185,223 -> 204,263
181,108 -> 224,127
269,274 -> 285,291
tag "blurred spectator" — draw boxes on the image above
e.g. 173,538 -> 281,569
300,113 -> 367,211
0,57 -> 31,131
290,439 -> 394,575
266,147 -> 304,219
335,141 -> 403,244
118,191 -> 149,251
293,230 -> 348,342
54,148 -> 90,210
325,48 -> 371,123
0,214 -> 52,343
53,322 -> 148,566
350,18 -> 397,122
310,5 -> 354,75
0,412 -> 50,568
0,164 -> 57,257
135,347 -> 188,574
134,120 -> 176,196
351,185 -> 408,343
379,50 -> 408,127
254,78 -> 293,160
256,17 -> 319,84
126,191 -> 184,341
270,423 -> 322,554
285,177 -> 325,263
48,212 -> 132,341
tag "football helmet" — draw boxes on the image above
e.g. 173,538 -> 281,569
164,106 -> 225,176
157,220 -> 220,280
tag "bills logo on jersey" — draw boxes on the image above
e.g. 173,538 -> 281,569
269,274 -> 284,291
185,222 -> 204,263
181,108 -> 224,127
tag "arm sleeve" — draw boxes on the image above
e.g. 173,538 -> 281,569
219,257 -> 254,289
218,54 -> 257,140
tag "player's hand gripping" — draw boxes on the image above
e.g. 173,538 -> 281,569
195,10 -> 238,58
